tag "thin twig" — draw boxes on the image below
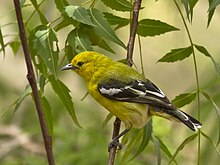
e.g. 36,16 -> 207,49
107,118 -> 121,165
173,1 -> 201,164
127,0 -> 142,66
13,1 -> 55,165
107,0 -> 142,164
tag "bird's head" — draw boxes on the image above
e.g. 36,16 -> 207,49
61,51 -> 112,81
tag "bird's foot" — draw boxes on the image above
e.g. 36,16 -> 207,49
108,140 -> 122,152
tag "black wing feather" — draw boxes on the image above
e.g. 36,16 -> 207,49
98,78 -> 175,110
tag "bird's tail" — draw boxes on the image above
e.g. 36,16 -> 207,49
170,109 -> 202,131
151,107 -> 202,131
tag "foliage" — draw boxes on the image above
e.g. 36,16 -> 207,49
0,0 -> 220,165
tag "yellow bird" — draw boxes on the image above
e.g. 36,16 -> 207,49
61,51 -> 202,149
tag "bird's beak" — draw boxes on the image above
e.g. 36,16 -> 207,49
60,63 -> 77,71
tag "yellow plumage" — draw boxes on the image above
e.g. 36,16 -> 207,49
68,51 -> 150,128
61,51 -> 202,145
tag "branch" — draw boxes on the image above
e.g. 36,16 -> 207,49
127,0 -> 142,66
13,1 -> 55,165
107,0 -> 142,164
107,118 -> 121,165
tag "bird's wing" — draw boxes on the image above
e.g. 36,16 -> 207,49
98,78 -> 176,110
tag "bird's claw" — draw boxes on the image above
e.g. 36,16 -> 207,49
108,140 -> 122,152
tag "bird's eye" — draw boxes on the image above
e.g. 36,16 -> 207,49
77,62 -> 84,66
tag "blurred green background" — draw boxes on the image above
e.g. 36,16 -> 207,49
0,0 -> 220,164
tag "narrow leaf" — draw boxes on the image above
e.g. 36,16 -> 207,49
157,138 -> 178,165
130,120 -> 152,160
102,112 -> 113,127
201,90 -> 220,145
41,96 -> 53,139
67,28 -> 93,53
39,74 -> 46,93
158,46 -> 193,63
65,6 -> 95,26
194,44 -> 220,76
9,41 -> 20,55
207,0 -> 215,27
54,0 -> 69,12
89,8 -> 126,49
82,27 -> 115,53
103,12 -> 130,25
137,19 -> 179,37
64,45 -> 76,62
97,39 -> 115,54
0,28 -> 5,56
208,0 -> 220,11
121,129 -> 142,163
103,12 -> 130,30
30,0 -> 48,24
201,131 -> 220,157
152,134 -> 161,165
101,0 -> 133,12
49,75 -> 81,128
14,85 -> 32,112
172,91 -> 197,108
31,25 -> 59,77
54,18 -> 70,31
181,0 -> 198,22
169,133 -> 198,164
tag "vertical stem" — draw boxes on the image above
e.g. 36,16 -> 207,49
107,0 -> 142,164
13,1 -> 55,165
127,0 -> 142,66
173,0 -> 201,164
138,35 -> 145,77
107,118 -> 121,165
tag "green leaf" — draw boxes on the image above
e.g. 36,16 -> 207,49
169,133 -> 198,164
201,131 -> 220,157
97,39 -> 115,54
41,96 -> 53,139
157,138 -> 178,165
64,45 -> 77,62
30,0 -> 48,24
181,0 -> 198,22
0,28 -> 5,56
54,0 -> 69,12
102,112 -> 113,127
152,134 -> 161,165
201,90 -> 220,145
39,74 -> 46,93
67,28 -> 93,53
9,41 -> 20,55
101,0 -> 133,12
130,120 -> 152,160
30,25 -> 59,77
48,75 -> 81,128
194,44 -> 211,57
194,44 -> 220,76
172,91 -> 197,108
14,85 -> 32,112
158,46 -> 193,63
65,6 -> 95,26
208,0 -> 220,11
207,0 -> 215,27
81,26 -> 115,53
54,16 -> 71,32
121,129 -> 143,163
137,19 -> 179,37
89,8 -> 126,49
103,12 -> 130,30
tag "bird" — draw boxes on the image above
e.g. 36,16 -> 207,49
61,51 -> 202,150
